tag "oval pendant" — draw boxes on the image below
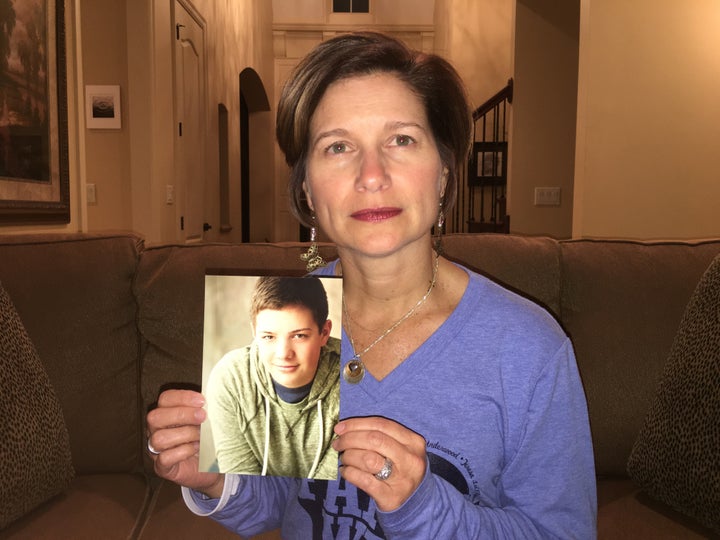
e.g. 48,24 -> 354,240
343,359 -> 365,384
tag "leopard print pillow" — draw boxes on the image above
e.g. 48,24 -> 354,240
0,281 -> 74,529
627,254 -> 720,534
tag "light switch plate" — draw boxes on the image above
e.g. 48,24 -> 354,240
87,183 -> 97,204
534,187 -> 561,206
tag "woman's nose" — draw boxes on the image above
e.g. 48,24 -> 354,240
355,150 -> 390,192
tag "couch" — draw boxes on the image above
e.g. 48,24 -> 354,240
0,232 -> 718,539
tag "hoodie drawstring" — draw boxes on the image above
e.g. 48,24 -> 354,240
307,399 -> 323,478
261,395 -> 271,476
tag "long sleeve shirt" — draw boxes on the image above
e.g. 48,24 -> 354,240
184,263 -> 597,539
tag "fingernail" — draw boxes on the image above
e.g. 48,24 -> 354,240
192,395 -> 206,407
334,422 -> 346,434
194,408 -> 206,422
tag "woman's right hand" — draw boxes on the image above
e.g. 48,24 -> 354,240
146,389 -> 225,499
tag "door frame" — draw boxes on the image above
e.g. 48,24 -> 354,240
172,0 -> 208,243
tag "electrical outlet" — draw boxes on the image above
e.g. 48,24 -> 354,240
534,187 -> 561,206
87,183 -> 97,204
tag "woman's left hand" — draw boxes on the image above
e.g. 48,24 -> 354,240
332,417 -> 427,512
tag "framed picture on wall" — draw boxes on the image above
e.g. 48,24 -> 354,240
0,0 -> 70,224
85,85 -> 121,129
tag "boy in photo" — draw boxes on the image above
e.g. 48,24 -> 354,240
200,275 -> 341,479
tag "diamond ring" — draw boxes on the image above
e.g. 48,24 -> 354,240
374,457 -> 393,481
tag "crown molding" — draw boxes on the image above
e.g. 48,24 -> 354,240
272,23 -> 434,34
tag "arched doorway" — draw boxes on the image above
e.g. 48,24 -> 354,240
238,68 -> 270,242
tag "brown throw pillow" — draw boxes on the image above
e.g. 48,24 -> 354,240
627,254 -> 720,533
0,281 -> 74,529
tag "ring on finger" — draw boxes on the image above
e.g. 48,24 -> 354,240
374,457 -> 393,481
147,438 -> 160,456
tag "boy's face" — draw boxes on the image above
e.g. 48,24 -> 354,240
253,305 -> 332,388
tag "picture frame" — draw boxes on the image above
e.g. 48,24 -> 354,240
199,273 -> 343,479
468,141 -> 507,187
0,0 -> 70,224
85,85 -> 121,129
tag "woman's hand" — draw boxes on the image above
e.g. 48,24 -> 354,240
332,417 -> 427,512
146,389 -> 225,499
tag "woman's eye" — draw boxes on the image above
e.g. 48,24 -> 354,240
394,135 -> 414,146
327,142 -> 347,154
260,335 -> 275,342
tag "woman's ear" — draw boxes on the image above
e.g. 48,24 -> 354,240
439,167 -> 449,198
302,181 -> 314,211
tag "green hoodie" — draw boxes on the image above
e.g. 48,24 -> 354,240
206,337 -> 340,479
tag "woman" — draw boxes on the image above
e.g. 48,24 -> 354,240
146,32 -> 597,538
205,276 -> 340,479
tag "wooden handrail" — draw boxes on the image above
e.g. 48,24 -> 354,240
472,78 -> 513,121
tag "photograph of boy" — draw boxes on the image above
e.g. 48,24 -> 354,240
200,275 -> 341,480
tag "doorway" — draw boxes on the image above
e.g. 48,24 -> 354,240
173,0 -> 207,242
238,68 -> 270,242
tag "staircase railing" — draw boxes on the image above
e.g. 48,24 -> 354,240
446,79 -> 513,234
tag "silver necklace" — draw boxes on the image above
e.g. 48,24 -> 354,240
342,253 -> 440,384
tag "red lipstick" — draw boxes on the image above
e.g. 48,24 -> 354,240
351,208 -> 402,222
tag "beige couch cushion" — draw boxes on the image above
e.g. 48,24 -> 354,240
0,281 -> 74,529
559,239 -> 720,476
0,234 -> 143,474
443,233 -> 561,316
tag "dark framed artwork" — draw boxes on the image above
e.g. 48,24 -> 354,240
0,0 -> 69,223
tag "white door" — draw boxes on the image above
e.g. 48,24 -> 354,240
174,0 -> 206,242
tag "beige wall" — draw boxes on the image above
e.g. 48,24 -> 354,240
509,0 -> 579,238
4,1 -> 719,242
438,0 -> 720,240
82,0 -> 132,232
573,0 -> 720,239
123,0 -> 275,244
273,0 -> 434,27
0,0 -> 274,243
434,0 -> 513,110
434,0 -> 514,234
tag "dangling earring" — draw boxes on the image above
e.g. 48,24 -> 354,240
434,203 -> 445,254
300,214 -> 327,272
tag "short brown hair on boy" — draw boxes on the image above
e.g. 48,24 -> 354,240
250,276 -> 329,332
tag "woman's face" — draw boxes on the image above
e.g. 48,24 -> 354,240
304,72 -> 446,257
253,305 -> 331,388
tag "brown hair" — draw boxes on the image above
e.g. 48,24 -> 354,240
250,276 -> 329,331
276,31 -> 472,228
